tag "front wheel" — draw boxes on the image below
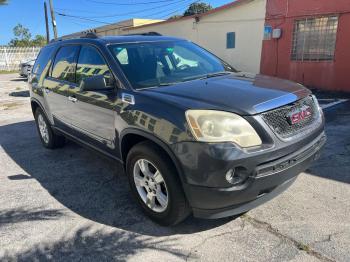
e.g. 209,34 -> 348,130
126,141 -> 190,226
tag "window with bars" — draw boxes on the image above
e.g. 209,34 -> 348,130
291,16 -> 338,61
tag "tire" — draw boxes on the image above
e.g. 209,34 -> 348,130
34,107 -> 65,149
126,141 -> 190,226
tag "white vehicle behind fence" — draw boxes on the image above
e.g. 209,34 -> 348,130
19,59 -> 36,78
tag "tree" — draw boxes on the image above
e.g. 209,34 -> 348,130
183,2 -> 212,16
8,24 -> 46,47
32,35 -> 47,47
13,24 -> 32,40
0,0 -> 9,5
9,24 -> 31,47
168,14 -> 183,20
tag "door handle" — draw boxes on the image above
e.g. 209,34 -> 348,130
44,87 -> 50,94
68,96 -> 77,103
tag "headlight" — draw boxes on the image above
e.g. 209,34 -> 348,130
186,110 -> 262,147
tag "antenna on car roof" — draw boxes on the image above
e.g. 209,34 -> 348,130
80,30 -> 98,39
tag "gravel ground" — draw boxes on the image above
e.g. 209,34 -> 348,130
0,73 -> 349,262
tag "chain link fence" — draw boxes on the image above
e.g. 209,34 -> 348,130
0,46 -> 41,71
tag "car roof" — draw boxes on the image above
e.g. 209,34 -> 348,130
101,35 -> 184,43
47,35 -> 185,47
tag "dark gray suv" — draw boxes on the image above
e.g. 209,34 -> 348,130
29,33 -> 326,225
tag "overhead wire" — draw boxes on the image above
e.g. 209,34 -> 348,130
61,0 -> 188,18
84,0 -> 181,6
55,0 -> 182,15
55,7 -> 106,15
57,0 -> 199,33
56,0 -> 196,25
147,0 -> 199,19
56,13 -> 113,25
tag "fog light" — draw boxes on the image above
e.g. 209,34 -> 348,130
225,167 -> 248,185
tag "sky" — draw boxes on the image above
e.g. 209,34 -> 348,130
0,0 -> 232,45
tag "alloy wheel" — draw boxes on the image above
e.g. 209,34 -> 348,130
37,114 -> 49,144
133,159 -> 169,213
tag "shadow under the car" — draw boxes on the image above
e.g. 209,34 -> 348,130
10,77 -> 27,82
306,101 -> 350,184
0,120 -> 233,236
9,90 -> 30,97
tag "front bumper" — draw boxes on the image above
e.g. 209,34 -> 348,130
172,131 -> 326,219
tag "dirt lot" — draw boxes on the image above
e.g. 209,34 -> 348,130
0,73 -> 349,261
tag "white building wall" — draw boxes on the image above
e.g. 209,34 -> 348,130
125,0 -> 266,73
126,19 -> 197,41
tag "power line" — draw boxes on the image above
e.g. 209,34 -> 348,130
55,0 -> 181,14
55,7 -> 106,15
56,0 -> 194,24
64,0 -> 188,18
56,13 -> 113,25
142,0 -> 198,18
156,0 -> 200,18
62,16 -> 97,27
84,0 -> 180,6
57,0 -> 199,32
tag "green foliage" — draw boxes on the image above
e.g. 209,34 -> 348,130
168,14 -> 183,20
32,35 -> 47,47
0,0 -> 9,5
13,24 -> 32,40
183,2 -> 212,16
9,24 -> 32,47
8,24 -> 47,47
0,70 -> 18,74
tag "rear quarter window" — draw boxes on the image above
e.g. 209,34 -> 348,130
32,45 -> 55,77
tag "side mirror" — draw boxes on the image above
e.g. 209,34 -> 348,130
80,74 -> 114,91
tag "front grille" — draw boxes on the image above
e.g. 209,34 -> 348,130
261,96 -> 320,139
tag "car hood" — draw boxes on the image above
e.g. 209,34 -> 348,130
142,73 -> 311,115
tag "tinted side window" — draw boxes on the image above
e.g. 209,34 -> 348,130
51,45 -> 79,83
32,45 -> 55,76
115,48 -> 129,65
76,45 -> 111,85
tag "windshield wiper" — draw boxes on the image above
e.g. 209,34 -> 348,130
200,71 -> 231,79
154,72 -> 231,87
157,82 -> 179,87
182,71 -> 231,82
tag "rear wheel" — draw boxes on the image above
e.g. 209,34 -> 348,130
126,141 -> 190,226
34,108 -> 65,149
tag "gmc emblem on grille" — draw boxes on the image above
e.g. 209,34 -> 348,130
287,105 -> 312,125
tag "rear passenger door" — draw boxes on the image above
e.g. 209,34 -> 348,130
65,45 -> 117,147
43,45 -> 80,125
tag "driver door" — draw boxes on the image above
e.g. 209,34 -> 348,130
65,45 -> 117,146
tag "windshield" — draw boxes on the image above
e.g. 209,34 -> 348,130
109,40 -> 236,89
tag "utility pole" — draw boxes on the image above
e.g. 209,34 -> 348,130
44,2 -> 50,43
49,0 -> 58,39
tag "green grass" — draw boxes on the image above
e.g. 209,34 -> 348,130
0,70 -> 18,74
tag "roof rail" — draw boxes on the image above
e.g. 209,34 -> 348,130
124,32 -> 162,36
50,29 -> 99,42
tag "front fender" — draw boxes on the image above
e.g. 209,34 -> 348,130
119,128 -> 188,185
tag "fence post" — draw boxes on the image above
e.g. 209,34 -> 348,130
4,47 -> 10,71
